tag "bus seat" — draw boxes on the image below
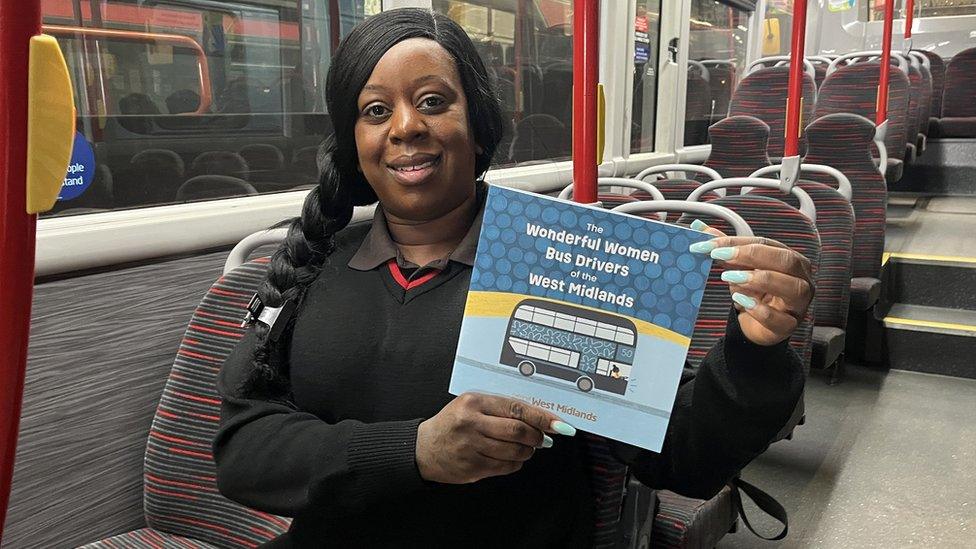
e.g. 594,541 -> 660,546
687,195 -> 821,373
909,51 -> 934,152
632,165 -> 723,222
509,114 -> 570,163
166,89 -> 202,114
240,144 -> 292,191
79,258 -> 291,548
699,116 -> 772,193
177,175 -> 258,202
291,145 -> 321,184
804,114 -> 887,286
78,240 -> 730,548
916,50 -> 946,120
747,182 -> 854,373
815,61 -> 911,181
189,151 -> 251,181
728,65 -> 817,158
701,60 -> 737,125
684,66 -> 712,145
117,149 -> 185,207
904,60 -> 924,161
936,47 -> 976,137
652,486 -> 736,548
239,144 -> 284,173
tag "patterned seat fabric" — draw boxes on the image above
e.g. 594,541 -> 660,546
80,528 -> 218,548
598,193 -> 640,210
679,195 -> 821,372
814,61 -> 911,166
81,259 -> 732,548
917,50 -> 945,119
748,183 -> 854,370
904,62 -> 924,158
632,182 -> 721,222
805,113 -> 887,280
651,486 -> 736,549
914,59 -> 934,143
728,66 -> 817,158
936,47 -> 976,137
813,63 -> 828,89
699,116 -> 772,194
685,71 -> 713,145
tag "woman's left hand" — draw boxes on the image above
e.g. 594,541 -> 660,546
690,222 -> 814,346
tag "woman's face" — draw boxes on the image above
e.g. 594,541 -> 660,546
355,38 -> 480,222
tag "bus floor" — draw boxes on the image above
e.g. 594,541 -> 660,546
717,363 -> 976,548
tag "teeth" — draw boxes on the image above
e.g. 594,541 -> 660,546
395,159 -> 436,172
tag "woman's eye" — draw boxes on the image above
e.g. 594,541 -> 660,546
364,104 -> 390,118
419,95 -> 446,110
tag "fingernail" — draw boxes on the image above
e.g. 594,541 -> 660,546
690,219 -> 709,231
551,420 -> 577,437
711,247 -> 737,261
540,434 -> 554,449
732,292 -> 757,310
689,240 -> 716,254
721,270 -> 751,284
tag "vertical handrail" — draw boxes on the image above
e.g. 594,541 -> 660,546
572,0 -> 599,204
877,0 -> 895,125
781,0 -> 808,190
0,0 -> 41,537
904,0 -> 915,39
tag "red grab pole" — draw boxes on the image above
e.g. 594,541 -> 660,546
783,0 -> 808,158
877,0 -> 895,124
904,0 -> 915,39
0,0 -> 41,536
572,0 -> 599,204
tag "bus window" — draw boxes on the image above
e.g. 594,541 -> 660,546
434,0 -> 575,167
683,0 -> 751,147
40,0 -> 373,217
630,0 -> 663,154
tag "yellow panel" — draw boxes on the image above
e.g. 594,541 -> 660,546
464,291 -> 691,346
26,34 -> 76,214
762,18 -> 782,57
884,316 -> 976,333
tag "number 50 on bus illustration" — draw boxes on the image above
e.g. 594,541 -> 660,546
499,299 -> 636,395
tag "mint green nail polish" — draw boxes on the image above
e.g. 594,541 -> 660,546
541,434 -> 554,449
689,241 -> 716,254
732,292 -> 757,310
711,247 -> 737,261
551,420 -> 577,437
721,270 -> 750,284
690,219 -> 708,231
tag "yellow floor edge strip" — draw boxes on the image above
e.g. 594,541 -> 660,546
884,316 -> 976,332
883,252 -> 976,265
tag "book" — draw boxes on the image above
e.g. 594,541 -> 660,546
450,185 -> 714,451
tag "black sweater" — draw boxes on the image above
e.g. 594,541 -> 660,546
213,222 -> 805,548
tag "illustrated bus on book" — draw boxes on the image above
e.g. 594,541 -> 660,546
500,299 -> 636,395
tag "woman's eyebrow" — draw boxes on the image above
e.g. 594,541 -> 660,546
412,74 -> 451,87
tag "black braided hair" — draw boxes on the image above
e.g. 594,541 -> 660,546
242,8 -> 504,399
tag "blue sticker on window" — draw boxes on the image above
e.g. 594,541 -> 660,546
58,132 -> 95,201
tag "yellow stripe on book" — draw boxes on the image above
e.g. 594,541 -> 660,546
884,316 -> 976,332
465,291 -> 691,346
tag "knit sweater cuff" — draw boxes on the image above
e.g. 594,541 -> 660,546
347,419 -> 425,497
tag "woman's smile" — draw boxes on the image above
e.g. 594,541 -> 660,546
387,153 -> 442,185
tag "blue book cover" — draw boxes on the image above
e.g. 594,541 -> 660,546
450,185 -> 714,451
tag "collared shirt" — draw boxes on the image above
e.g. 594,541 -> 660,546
347,199 -> 483,281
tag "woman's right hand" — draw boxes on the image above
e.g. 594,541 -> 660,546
415,393 -> 574,484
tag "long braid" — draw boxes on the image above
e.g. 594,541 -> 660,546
242,139 -> 355,399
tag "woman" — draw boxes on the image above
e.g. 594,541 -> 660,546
214,8 -> 813,547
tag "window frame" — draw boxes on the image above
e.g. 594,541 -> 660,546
35,0 -> 714,277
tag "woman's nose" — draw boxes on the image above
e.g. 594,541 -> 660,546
389,106 -> 428,144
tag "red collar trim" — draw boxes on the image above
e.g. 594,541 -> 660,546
387,259 -> 441,290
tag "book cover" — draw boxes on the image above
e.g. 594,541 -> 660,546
450,185 -> 714,451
